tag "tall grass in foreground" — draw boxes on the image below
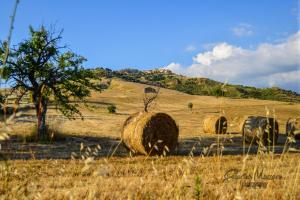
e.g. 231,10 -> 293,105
1,146 -> 299,199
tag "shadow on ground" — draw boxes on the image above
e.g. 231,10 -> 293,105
1,134 -> 300,160
1,135 -> 127,160
175,134 -> 300,156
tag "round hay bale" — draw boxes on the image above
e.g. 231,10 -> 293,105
203,115 -> 227,134
121,112 -> 179,155
238,116 -> 250,133
240,116 -> 279,145
286,117 -> 300,139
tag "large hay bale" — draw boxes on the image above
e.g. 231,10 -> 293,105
121,112 -> 179,155
203,115 -> 227,134
286,118 -> 300,139
240,116 -> 279,145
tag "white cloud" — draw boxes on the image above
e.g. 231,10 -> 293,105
231,23 -> 253,37
193,43 -> 244,66
164,31 -> 300,92
266,70 -> 300,90
185,45 -> 197,52
164,62 -> 182,72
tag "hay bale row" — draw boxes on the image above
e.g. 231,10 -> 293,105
121,111 -> 296,156
286,118 -> 300,139
121,112 -> 227,155
121,112 -> 179,155
240,116 -> 279,145
203,115 -> 227,134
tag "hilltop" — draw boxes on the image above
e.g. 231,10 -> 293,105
91,67 -> 300,102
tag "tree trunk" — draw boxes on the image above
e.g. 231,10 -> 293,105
36,97 -> 48,140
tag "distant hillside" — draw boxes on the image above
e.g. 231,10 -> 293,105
91,67 -> 300,102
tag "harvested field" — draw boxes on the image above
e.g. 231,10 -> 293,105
1,79 -> 300,199
1,155 -> 300,199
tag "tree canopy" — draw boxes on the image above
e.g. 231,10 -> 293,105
0,26 -> 102,139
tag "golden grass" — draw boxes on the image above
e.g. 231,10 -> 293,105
5,79 -> 300,138
1,155 -> 299,199
1,79 -> 300,199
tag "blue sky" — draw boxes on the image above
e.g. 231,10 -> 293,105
1,0 -> 299,91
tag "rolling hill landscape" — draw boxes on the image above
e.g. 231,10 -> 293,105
1,78 -> 300,199
1,1 -> 300,199
92,67 -> 300,102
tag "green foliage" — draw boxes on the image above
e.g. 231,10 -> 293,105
115,68 -> 143,82
92,67 -> 113,78
0,26 -> 101,117
194,175 -> 202,200
107,104 -> 116,113
210,86 -> 223,97
0,26 -> 102,138
144,73 -> 165,82
0,93 -> 5,105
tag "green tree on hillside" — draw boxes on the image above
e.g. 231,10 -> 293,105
188,102 -> 193,111
0,26 -> 102,140
210,86 -> 223,97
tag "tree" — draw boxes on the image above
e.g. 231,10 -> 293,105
211,86 -> 223,97
107,104 -> 116,113
188,102 -> 193,111
143,87 -> 160,112
0,26 -> 102,140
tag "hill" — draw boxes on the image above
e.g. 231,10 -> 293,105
91,67 -> 300,102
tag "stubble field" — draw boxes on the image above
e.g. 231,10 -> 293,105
1,79 -> 300,199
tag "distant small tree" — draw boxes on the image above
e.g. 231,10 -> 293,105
143,87 -> 160,112
188,102 -> 193,111
0,26 -> 102,140
107,104 -> 116,113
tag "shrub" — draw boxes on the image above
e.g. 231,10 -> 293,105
210,86 -> 223,97
188,102 -> 193,111
107,104 -> 116,113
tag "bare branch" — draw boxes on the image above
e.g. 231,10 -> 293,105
143,87 -> 160,112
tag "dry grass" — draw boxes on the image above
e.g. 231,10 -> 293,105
1,79 -> 300,199
1,155 -> 299,199
6,79 -> 300,138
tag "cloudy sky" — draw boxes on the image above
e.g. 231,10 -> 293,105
166,31 -> 300,92
1,0 -> 299,91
